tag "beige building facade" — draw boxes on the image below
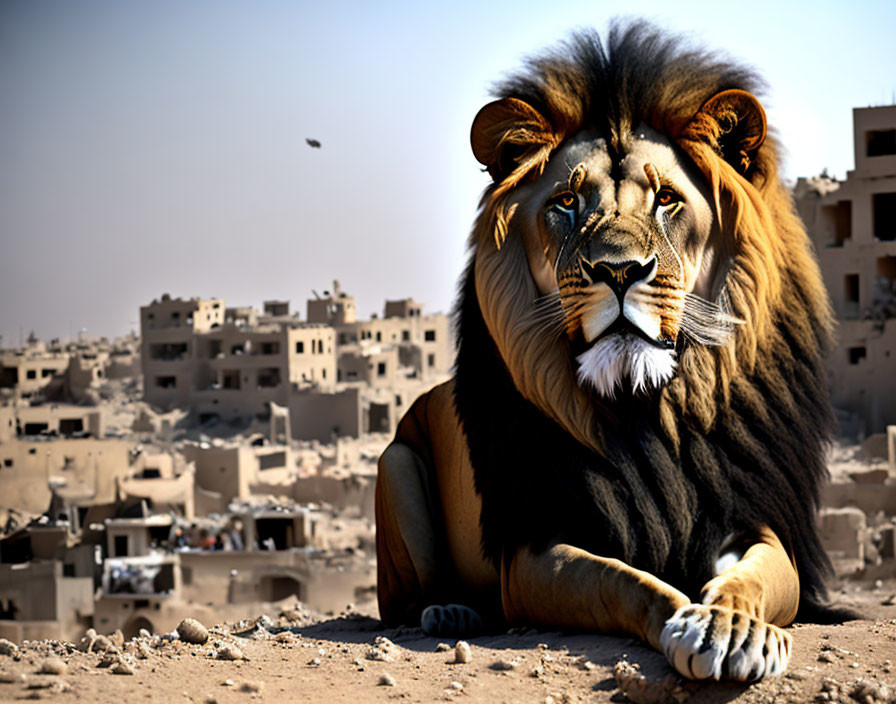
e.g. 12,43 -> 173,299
140,286 -> 454,436
796,105 -> 896,434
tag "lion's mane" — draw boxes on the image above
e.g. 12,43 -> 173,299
453,23 -> 839,618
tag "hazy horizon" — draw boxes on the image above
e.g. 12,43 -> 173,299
2,0 -> 895,346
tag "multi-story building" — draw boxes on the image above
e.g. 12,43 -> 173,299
795,105 -> 896,434
140,285 -> 454,436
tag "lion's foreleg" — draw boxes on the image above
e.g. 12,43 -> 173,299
699,526 -> 799,625
500,543 -> 689,651
375,443 -> 440,626
661,526 -> 797,680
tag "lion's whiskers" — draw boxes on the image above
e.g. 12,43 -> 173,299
525,291 -> 567,337
680,291 -> 742,346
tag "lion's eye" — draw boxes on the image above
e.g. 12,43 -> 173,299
655,187 -> 681,208
551,191 -> 578,211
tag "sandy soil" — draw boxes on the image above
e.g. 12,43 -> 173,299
2,581 -> 896,704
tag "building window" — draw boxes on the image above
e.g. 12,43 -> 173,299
258,368 -> 281,388
41,368 -> 54,377
424,330 -> 436,342
873,192 -> 896,241
428,353 -> 436,368
261,342 -> 279,355
867,129 -> 896,157
296,341 -> 304,354
402,330 -> 410,342
2,459 -> 11,468
848,346 -> 866,365
26,369 -> 36,379
395,395 -> 402,407
113,535 -> 128,557
376,331 -> 382,342
377,362 -> 386,378
821,200 -> 851,247
844,274 -> 860,319
322,368 -> 327,379
155,376 -> 177,389
338,333 -> 347,345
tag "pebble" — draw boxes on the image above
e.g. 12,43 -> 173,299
177,618 -> 209,645
818,652 -> 836,663
37,658 -> 66,675
454,641 -> 472,664
489,659 -> 519,671
378,673 -> 396,686
575,657 -> 596,671
93,635 -> 114,652
435,643 -> 451,652
614,660 -> 689,704
221,679 -> 235,687
0,639 -> 18,657
366,636 -> 399,662
448,682 -> 463,691
240,681 -> 264,694
216,643 -> 244,661
531,664 -> 545,678
111,661 -> 135,675
139,628 -> 152,639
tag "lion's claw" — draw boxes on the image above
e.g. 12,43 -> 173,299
660,604 -> 791,681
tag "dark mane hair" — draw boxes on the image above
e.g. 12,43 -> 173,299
454,22 -> 849,622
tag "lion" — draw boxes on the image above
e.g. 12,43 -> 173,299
375,23 -> 852,682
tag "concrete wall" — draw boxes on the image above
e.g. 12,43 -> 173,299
288,388 -> 362,441
0,438 -> 132,515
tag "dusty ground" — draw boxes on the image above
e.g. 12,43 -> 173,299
2,581 -> 896,704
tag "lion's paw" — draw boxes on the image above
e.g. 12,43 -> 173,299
660,604 -> 791,681
420,604 -> 484,638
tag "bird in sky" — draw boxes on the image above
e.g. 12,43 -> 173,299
305,138 -> 321,148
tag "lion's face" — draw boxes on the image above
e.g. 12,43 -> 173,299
471,90 -> 766,402
510,126 -> 724,396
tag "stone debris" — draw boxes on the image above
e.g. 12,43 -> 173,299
614,660 -> 691,704
453,641 -> 472,664
215,643 -> 245,661
93,635 -> 114,653
849,678 -> 891,703
177,618 -> 210,645
819,651 -> 837,663
36,657 -> 66,675
435,643 -> 451,652
366,636 -> 398,662
448,682 -> 463,692
378,673 -> 396,686
111,661 -> 136,675
239,680 -> 264,694
0,639 -> 19,657
573,656 -> 595,671
489,659 -> 519,671
530,664 -> 544,678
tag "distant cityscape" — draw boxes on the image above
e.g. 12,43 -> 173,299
0,104 -> 895,646
0,282 -> 452,641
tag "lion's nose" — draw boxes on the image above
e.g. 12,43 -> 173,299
582,256 -> 657,298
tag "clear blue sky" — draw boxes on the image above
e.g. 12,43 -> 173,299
1,0 -> 894,345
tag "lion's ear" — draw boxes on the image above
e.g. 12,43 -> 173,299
687,89 -> 767,175
471,97 -> 556,181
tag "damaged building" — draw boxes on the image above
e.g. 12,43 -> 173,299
140,283 -> 452,439
795,105 -> 896,434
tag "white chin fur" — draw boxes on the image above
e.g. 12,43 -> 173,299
576,334 -> 677,397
